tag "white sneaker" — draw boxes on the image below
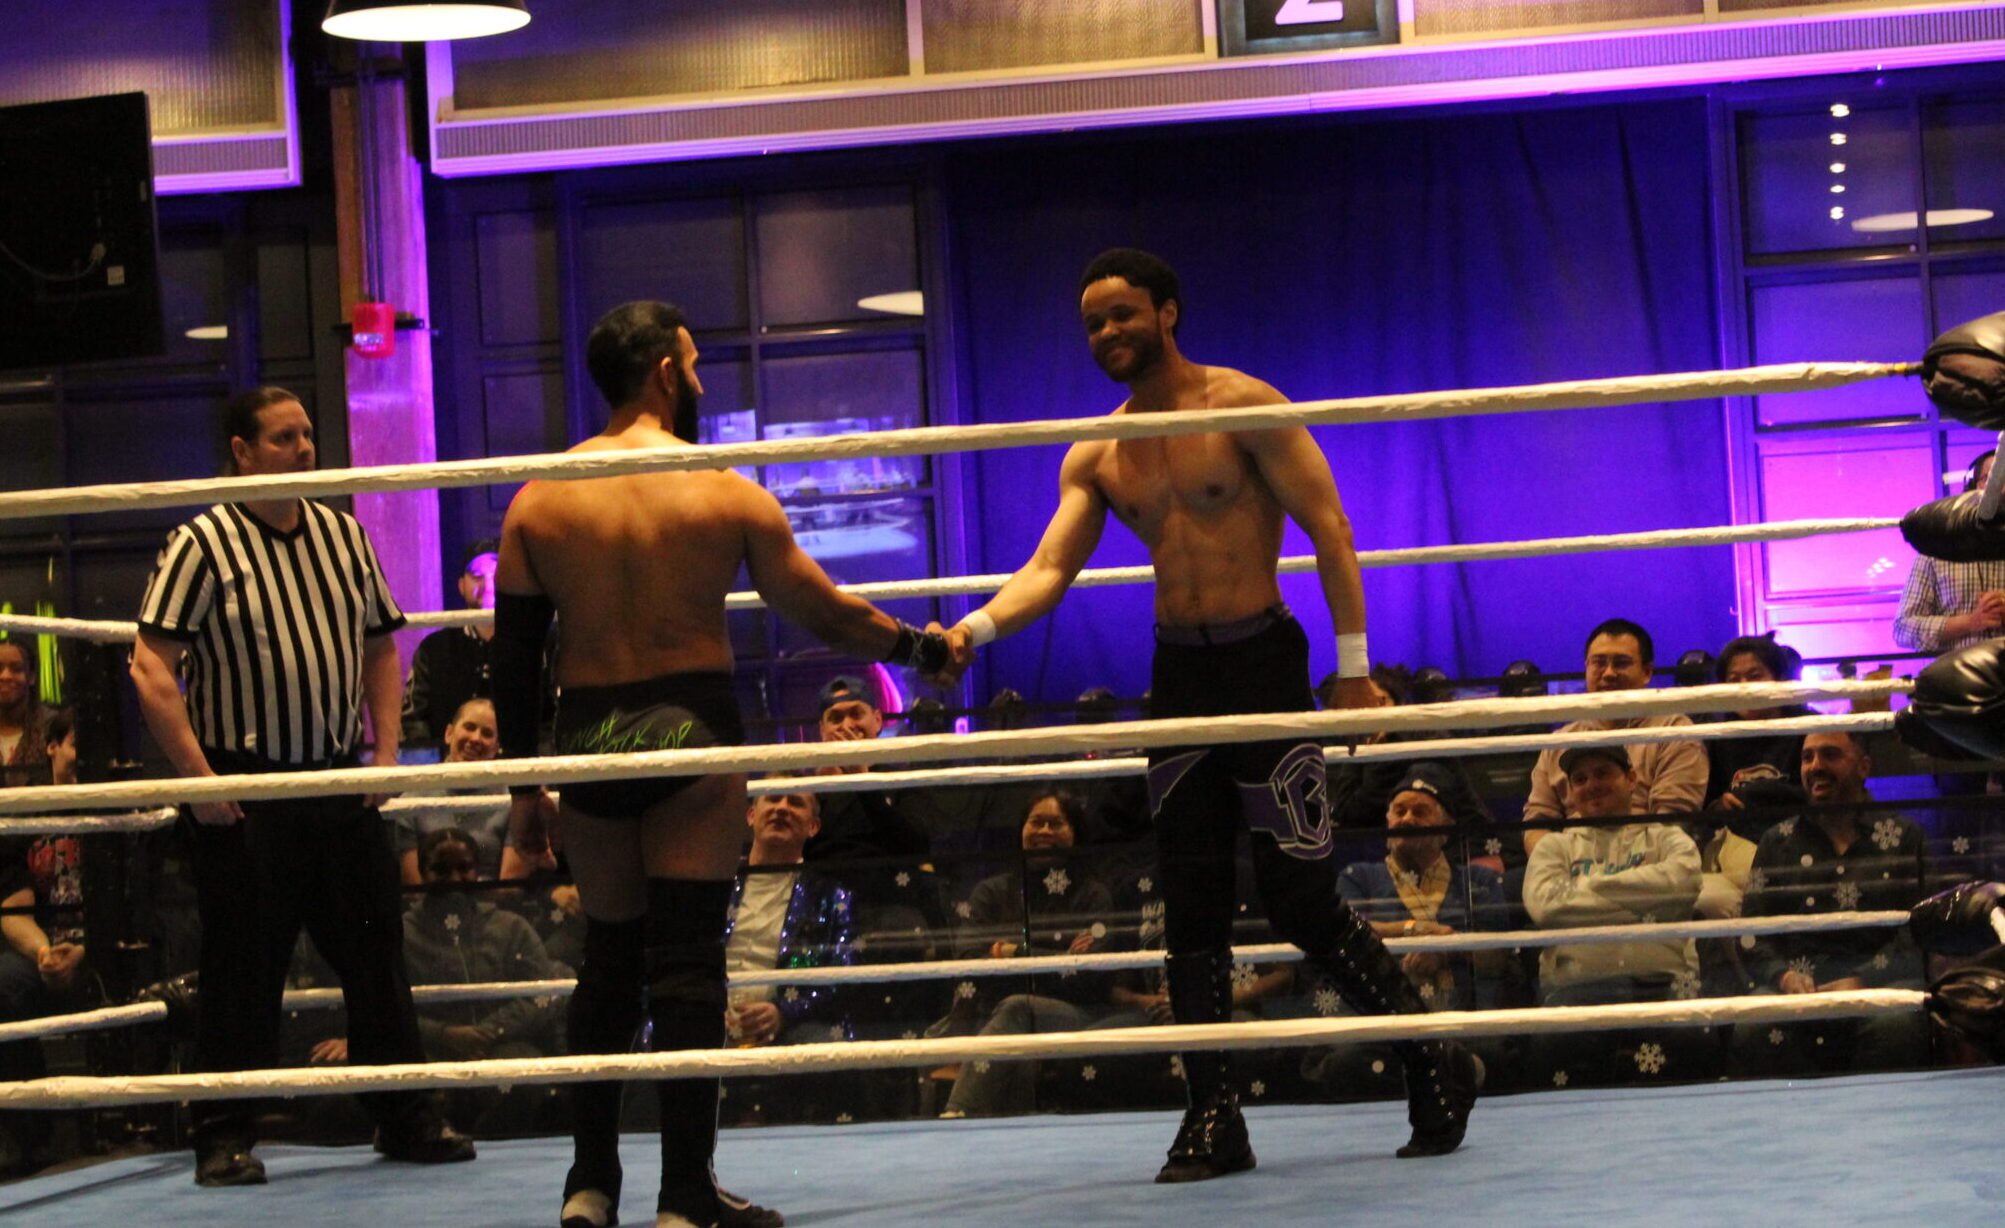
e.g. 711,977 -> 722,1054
560,1189 -> 616,1228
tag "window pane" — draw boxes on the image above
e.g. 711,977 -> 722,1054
1759,440 -> 1928,597
1742,105 -> 1913,255
1931,267 -> 2005,338
66,394 -> 220,532
695,357 -> 758,482
1923,98 -> 2005,245
762,349 -> 926,495
577,198 -> 748,333
1749,277 -> 1927,427
756,187 -> 920,328
481,371 -> 564,513
157,230 -> 232,365
773,498 -> 932,655
476,211 -> 561,347
0,402 -> 61,541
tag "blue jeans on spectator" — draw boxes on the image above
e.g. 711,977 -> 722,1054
945,994 -> 1147,1116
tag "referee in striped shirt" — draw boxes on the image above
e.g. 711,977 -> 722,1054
130,387 -> 474,1187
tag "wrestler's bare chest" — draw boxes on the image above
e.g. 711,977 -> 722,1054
1093,432 -> 1268,543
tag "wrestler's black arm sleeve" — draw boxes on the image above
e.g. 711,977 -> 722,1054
492,591 -> 556,789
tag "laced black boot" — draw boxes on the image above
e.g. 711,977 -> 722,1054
1316,908 -> 1481,1158
1155,948 -> 1255,1183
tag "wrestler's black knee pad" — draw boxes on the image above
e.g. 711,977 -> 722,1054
569,916 -> 646,1055
643,878 -> 733,1050
1157,854 -> 1239,956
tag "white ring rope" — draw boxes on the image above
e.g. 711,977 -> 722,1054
0,989 -> 1921,1107
0,678 -> 1900,818
0,712 -> 1899,838
0,680 -> 1905,816
0,910 -> 1913,1045
0,363 -> 1907,522
0,516 -> 1900,644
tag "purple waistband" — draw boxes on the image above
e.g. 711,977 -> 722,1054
1154,604 -> 1293,647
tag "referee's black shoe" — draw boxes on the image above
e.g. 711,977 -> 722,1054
374,1116 -> 477,1164
194,1143 -> 266,1187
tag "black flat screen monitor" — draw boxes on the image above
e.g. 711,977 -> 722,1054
0,92 -> 163,370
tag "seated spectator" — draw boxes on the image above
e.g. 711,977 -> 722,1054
0,641 -> 53,787
1735,731 -> 1930,1075
941,791 -> 1146,1117
1323,665 -> 1488,833
1336,764 -> 1508,1010
1524,746 -> 1701,1006
805,676 -> 930,863
726,791 -> 857,1047
1696,633 -> 1811,926
401,538 -> 502,750
392,698 -> 548,885
1520,619 -> 1706,855
1305,765 -> 1509,1100
313,828 -> 569,1135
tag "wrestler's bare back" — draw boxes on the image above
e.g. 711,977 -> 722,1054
1080,365 -> 1292,626
500,425 -> 761,687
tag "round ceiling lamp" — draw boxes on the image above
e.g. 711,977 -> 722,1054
322,0 -> 529,41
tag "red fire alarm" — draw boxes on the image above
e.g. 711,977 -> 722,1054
351,300 -> 396,359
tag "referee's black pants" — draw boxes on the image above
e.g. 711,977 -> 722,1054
187,751 -> 427,1149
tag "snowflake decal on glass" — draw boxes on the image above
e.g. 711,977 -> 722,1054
1081,1064 -> 1097,1082
1671,970 -> 1701,1001
972,1059 -> 992,1074
1634,1043 -> 1667,1075
955,901 -> 973,920
901,1029 -> 919,1041
1137,876 -> 1154,894
1767,1028 -> 1785,1046
835,1112 -> 853,1124
1313,986 -> 1342,1016
550,908 -> 568,926
443,912 -> 461,932
1788,957 -> 1817,979
1043,867 -> 1072,896
1871,818 -> 1903,851
1249,1080 -> 1267,1098
1954,836 -> 1972,855
956,980 -> 977,1000
895,871 -> 911,888
1418,982 -> 1436,1003
1871,953 -> 1889,970
1777,819 -> 1797,837
1833,882 -> 1861,910
1746,869 -> 1768,896
1231,963 -> 1258,992
783,987 -> 801,1003
828,1025 -> 845,1041
1485,838 -> 1503,858
1552,1070 -> 1568,1088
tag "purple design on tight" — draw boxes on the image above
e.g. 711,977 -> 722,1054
1147,751 -> 1206,815
1239,743 -> 1332,861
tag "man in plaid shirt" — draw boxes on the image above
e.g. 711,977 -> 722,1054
1895,450 -> 2005,653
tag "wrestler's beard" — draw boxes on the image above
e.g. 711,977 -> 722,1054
672,369 -> 702,443
1095,328 -> 1166,385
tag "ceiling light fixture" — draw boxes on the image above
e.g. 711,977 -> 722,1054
857,291 -> 925,317
322,0 -> 529,42
1850,208 -> 1995,233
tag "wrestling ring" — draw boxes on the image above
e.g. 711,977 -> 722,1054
0,357 -> 1996,1226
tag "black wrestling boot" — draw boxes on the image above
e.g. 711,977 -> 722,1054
1314,907 -> 1481,1159
1155,948 -> 1256,1184
563,916 -> 648,1227
647,878 -> 737,1228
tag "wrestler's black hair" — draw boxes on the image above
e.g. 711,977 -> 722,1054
1965,449 -> 1998,493
1584,617 -> 1654,667
221,386 -> 304,475
1079,248 -> 1181,334
1714,631 -> 1802,684
585,300 -> 691,410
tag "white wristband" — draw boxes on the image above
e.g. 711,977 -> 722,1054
959,610 -> 998,647
1336,632 -> 1370,679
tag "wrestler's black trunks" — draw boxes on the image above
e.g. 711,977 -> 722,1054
554,671 -> 744,819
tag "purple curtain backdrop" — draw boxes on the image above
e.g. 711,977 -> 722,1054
941,98 -> 1736,703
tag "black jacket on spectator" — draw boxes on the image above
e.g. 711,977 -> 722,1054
953,862 -> 1116,1009
1704,705 -> 1813,811
401,627 -> 492,746
1743,810 -> 1928,989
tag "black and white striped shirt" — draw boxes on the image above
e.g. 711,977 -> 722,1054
137,501 -> 406,764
